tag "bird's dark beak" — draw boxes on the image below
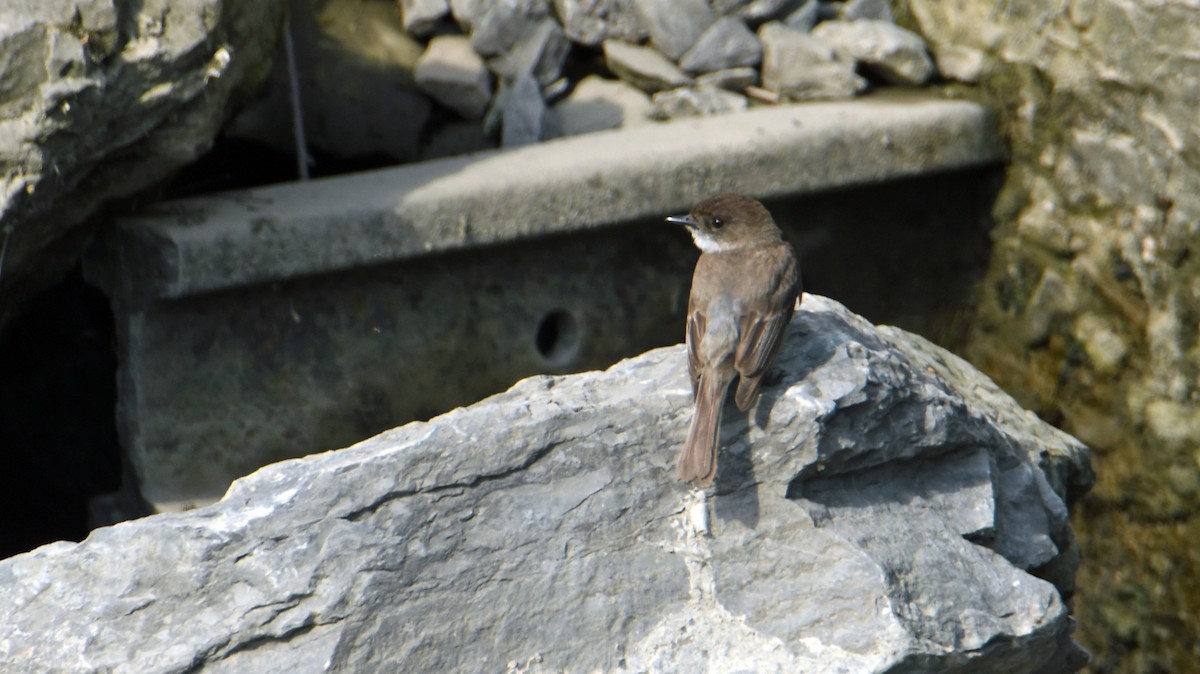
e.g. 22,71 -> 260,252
666,214 -> 695,228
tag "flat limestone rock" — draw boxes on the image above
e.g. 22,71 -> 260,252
0,295 -> 1093,673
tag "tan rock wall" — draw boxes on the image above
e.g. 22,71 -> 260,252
896,0 -> 1200,670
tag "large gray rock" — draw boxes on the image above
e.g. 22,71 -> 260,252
632,0 -> 717,61
0,295 -> 1093,673
414,34 -> 494,119
812,19 -> 936,85
678,16 -> 763,74
0,0 -> 287,328
552,0 -> 648,45
603,39 -> 693,93
759,21 -> 867,99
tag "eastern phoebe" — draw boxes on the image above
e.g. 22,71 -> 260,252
667,193 -> 802,484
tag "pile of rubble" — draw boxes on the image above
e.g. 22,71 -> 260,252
405,0 -> 938,148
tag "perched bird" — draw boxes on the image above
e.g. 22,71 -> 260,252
667,192 -> 802,484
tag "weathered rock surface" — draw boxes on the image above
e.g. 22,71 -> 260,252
0,0 -> 287,328
603,39 -> 693,93
0,295 -> 1093,673
812,19 -> 935,85
414,35 -> 493,119
678,16 -> 763,74
632,0 -> 716,61
759,21 -> 867,99
547,75 -> 651,136
650,85 -> 748,120
898,0 -> 1200,669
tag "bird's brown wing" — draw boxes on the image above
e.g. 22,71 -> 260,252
685,298 -> 705,399
733,251 -> 801,410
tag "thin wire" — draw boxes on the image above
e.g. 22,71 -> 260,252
283,11 -> 311,180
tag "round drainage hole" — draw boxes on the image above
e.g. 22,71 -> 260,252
535,309 -> 581,364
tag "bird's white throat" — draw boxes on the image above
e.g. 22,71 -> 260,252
689,229 -> 737,253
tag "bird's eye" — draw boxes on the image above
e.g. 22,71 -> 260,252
712,218 -> 724,229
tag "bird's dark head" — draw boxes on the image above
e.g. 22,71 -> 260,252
666,192 -> 782,252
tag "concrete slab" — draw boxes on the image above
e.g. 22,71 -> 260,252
84,95 -> 1004,512
89,96 -> 1003,306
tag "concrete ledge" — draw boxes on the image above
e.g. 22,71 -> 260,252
90,95 -> 1003,305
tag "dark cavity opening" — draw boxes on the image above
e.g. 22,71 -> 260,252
535,309 -> 580,365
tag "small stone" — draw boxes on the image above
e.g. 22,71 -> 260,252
448,0 -> 482,30
758,21 -> 866,99
488,17 -> 570,88
542,76 -> 571,102
469,0 -> 551,57
933,44 -> 985,83
649,85 -> 747,120
602,40 -> 693,93
1071,313 -> 1128,373
712,0 -> 807,23
398,0 -> 450,36
811,19 -> 936,85
500,73 -> 546,147
414,35 -> 494,119
781,0 -> 819,31
631,0 -> 716,61
1145,399 -> 1200,447
695,66 -> 759,90
552,0 -> 647,46
678,16 -> 762,74
842,0 -> 893,22
1020,269 -> 1075,345
547,75 -> 652,137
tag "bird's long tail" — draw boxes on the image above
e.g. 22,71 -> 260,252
678,370 -> 732,484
